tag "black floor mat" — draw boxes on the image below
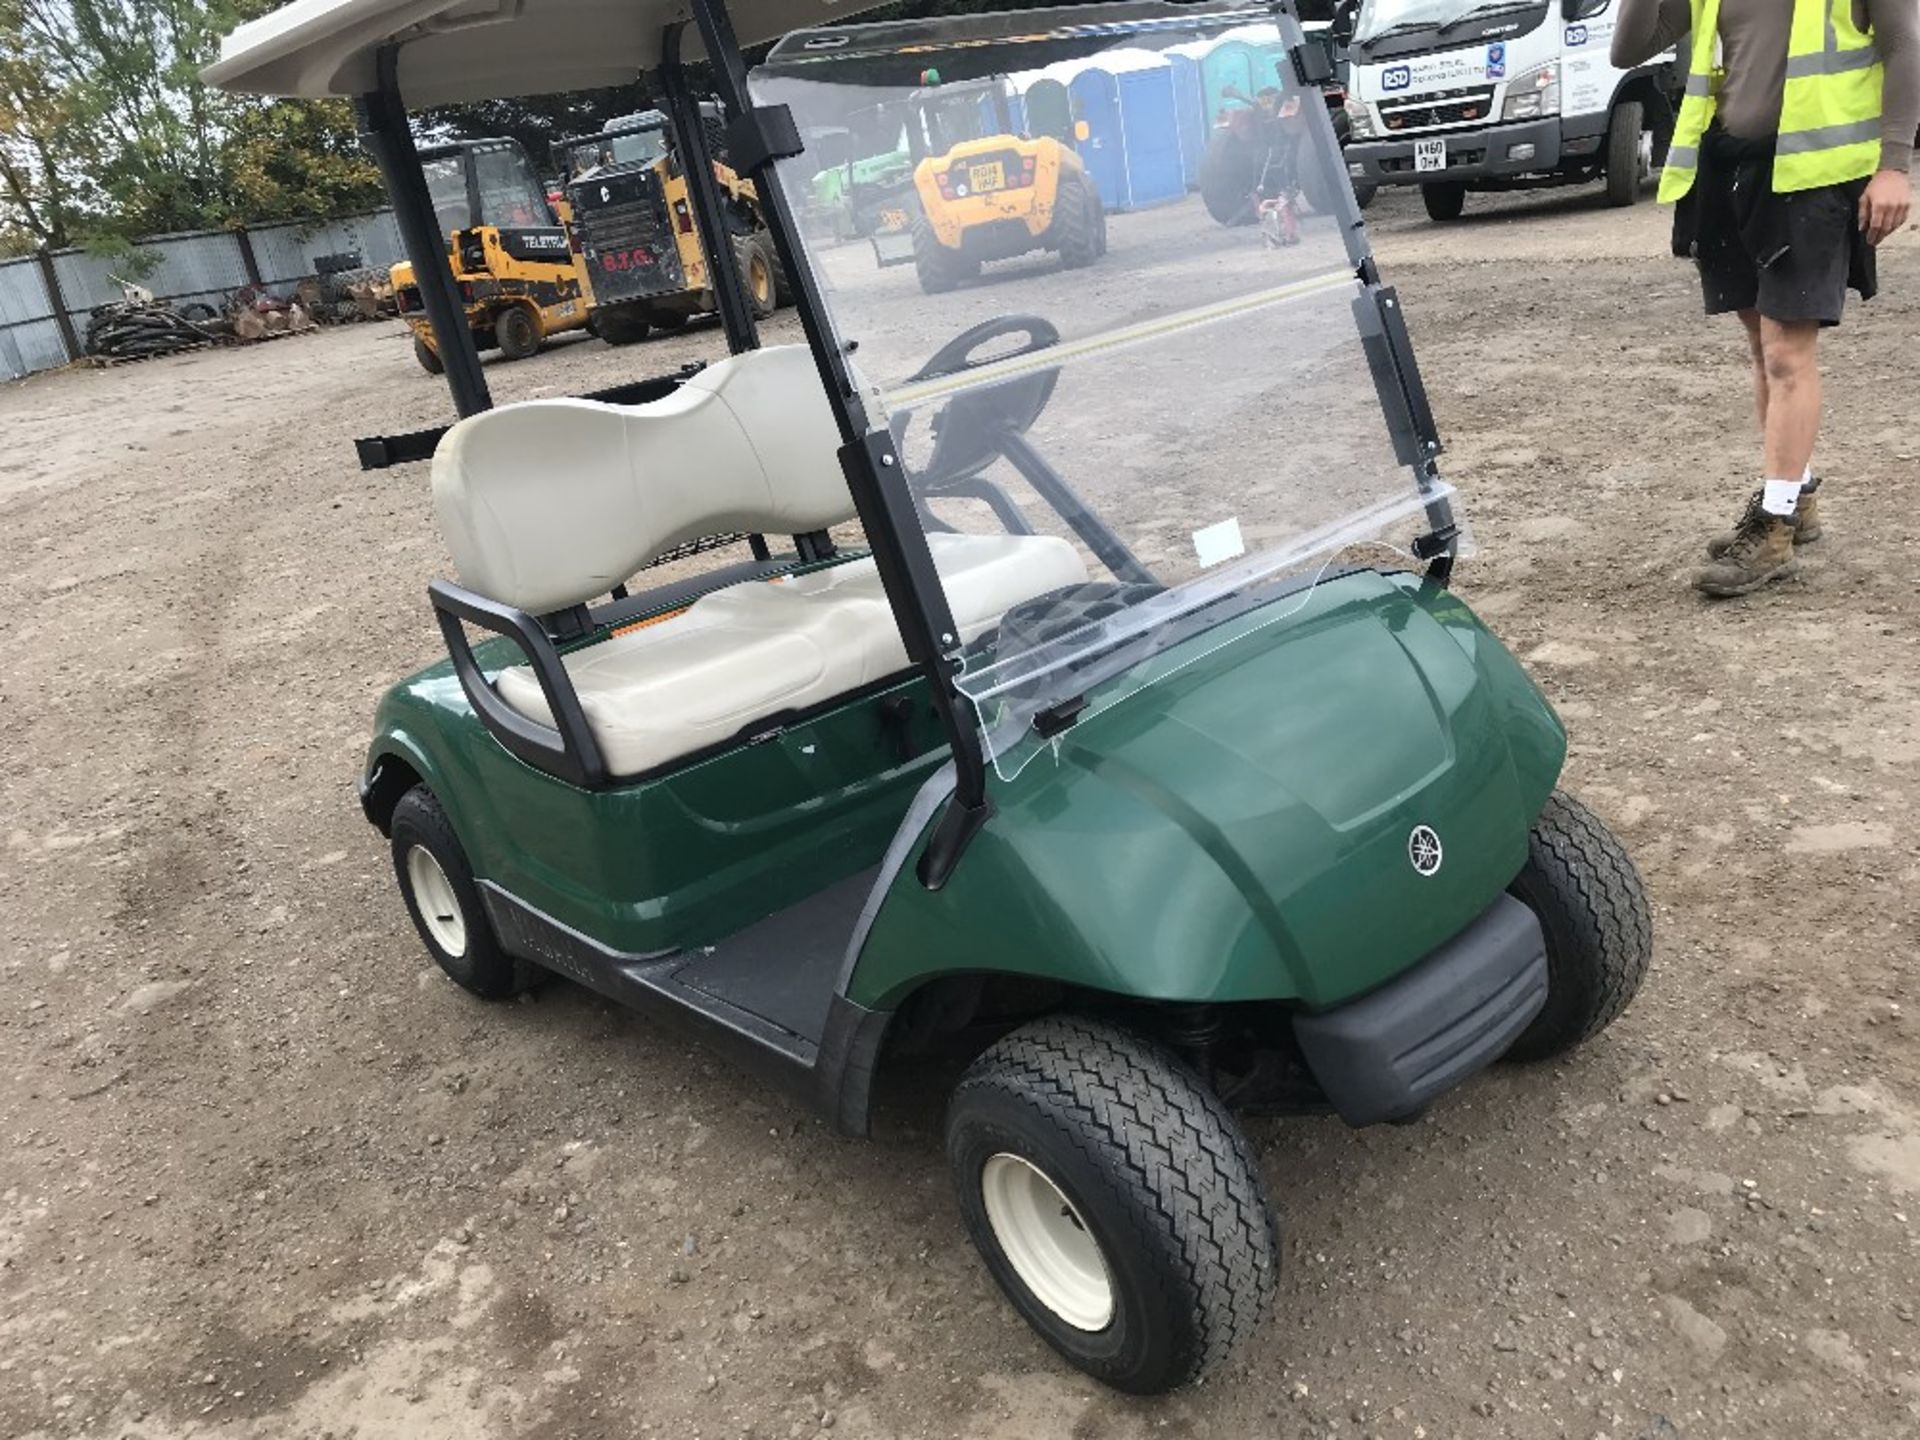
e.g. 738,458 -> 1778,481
669,867 -> 879,1045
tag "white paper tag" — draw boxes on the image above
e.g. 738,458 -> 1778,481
1192,517 -> 1247,568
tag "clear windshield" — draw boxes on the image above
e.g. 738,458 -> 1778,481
754,1 -> 1457,778
1353,0 -> 1526,46
471,144 -> 553,229
569,127 -> 668,177
423,156 -> 472,236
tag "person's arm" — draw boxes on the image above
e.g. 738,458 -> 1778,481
1611,0 -> 1691,69
1861,0 -> 1916,245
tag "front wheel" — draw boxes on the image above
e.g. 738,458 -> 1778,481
946,1017 -> 1278,1393
412,335 -> 444,375
732,231 -> 777,319
495,303 -> 541,361
1605,100 -> 1649,207
1504,791 -> 1653,1061
390,786 -> 537,1000
1422,180 -> 1467,222
1353,181 -> 1379,211
1055,174 -> 1100,268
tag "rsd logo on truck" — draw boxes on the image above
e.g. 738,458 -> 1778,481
1486,42 -> 1506,79
1381,64 -> 1412,91
1565,23 -> 1589,44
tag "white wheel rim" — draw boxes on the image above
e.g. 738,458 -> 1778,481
406,846 -> 467,958
980,1153 -> 1114,1331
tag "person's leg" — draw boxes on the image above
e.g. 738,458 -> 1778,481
1737,307 -> 1767,433
1757,317 -> 1821,488
1693,315 -> 1817,597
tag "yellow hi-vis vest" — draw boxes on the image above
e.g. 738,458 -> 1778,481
1660,0 -> 1885,201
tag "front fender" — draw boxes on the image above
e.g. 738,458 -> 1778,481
846,572 -> 1566,1012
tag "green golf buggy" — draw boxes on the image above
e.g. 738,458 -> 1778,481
209,0 -> 1650,1395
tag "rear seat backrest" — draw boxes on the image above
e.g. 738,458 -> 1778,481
431,345 -> 852,615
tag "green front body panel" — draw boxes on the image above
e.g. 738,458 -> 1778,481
368,643 -> 946,955
849,571 -> 1567,1012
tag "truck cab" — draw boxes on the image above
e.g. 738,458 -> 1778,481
1337,0 -> 1680,220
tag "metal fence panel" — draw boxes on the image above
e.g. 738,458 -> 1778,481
0,318 -> 73,380
52,230 -> 251,316
250,211 -> 406,284
3,207 -> 403,382
0,256 -> 53,325
0,256 -> 63,380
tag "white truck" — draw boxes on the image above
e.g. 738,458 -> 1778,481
1335,0 -> 1681,221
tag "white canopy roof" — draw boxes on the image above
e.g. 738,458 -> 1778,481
203,0 -> 886,108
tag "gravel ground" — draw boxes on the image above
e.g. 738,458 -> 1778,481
3,175 -> 1918,1440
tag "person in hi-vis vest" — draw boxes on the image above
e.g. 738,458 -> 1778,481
1615,0 -> 1917,598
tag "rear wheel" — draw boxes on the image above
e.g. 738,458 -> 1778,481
1504,791 -> 1653,1061
593,305 -> 650,346
946,1016 -> 1277,1393
389,786 -> 535,1000
732,231 -> 777,319
763,232 -> 796,307
1422,181 -> 1467,221
495,304 -> 542,361
1055,174 -> 1101,268
412,335 -> 444,375
911,218 -> 976,294
1605,100 -> 1649,207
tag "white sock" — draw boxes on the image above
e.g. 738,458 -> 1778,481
1762,477 -> 1804,517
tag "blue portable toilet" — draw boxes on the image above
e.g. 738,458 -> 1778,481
1066,67 -> 1126,208
1163,48 -> 1207,187
1055,50 -> 1185,212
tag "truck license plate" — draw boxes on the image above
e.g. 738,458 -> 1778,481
968,161 -> 1006,193
1414,138 -> 1447,173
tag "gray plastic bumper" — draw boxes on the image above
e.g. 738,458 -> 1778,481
1294,894 -> 1547,1126
1346,117 -> 1564,186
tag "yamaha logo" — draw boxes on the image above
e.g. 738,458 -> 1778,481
1408,825 -> 1444,877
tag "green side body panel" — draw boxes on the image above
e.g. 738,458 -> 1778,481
369,652 -> 946,956
847,571 -> 1567,1012
366,570 -> 1563,1013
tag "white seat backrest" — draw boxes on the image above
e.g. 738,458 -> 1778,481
432,344 -> 851,615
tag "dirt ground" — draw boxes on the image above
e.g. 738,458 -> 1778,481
3,177 -> 1919,1440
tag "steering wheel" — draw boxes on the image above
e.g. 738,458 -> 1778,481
899,315 -> 1063,491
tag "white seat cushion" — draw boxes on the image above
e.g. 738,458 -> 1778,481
433,345 -> 854,616
495,532 -> 1088,777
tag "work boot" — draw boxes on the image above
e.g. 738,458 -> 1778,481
1705,477 -> 1823,558
1693,493 -> 1800,597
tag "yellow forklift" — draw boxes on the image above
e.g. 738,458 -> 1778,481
392,137 -> 590,374
562,103 -> 787,345
890,73 -> 1106,294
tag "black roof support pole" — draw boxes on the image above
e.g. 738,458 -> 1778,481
354,45 -> 491,418
659,24 -> 759,354
685,0 -> 993,871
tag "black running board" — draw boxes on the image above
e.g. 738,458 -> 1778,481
477,880 -> 889,1136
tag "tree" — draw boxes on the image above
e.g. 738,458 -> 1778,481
0,0 -> 382,258
222,97 -> 385,224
